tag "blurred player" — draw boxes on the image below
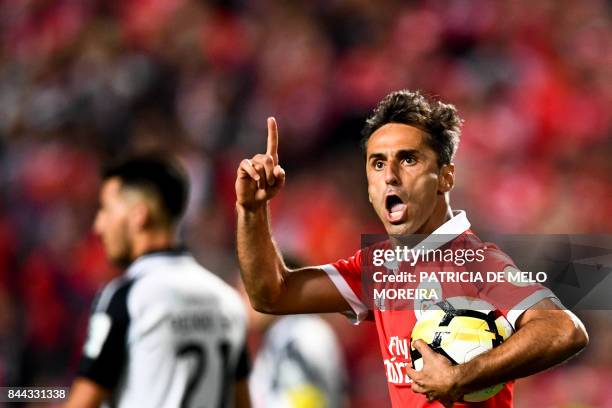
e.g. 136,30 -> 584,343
235,90 -> 588,407
241,258 -> 347,408
65,155 -> 250,408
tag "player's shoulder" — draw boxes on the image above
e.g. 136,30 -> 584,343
182,257 -> 244,306
324,247 -> 368,273
93,274 -> 136,314
458,230 -> 516,270
129,254 -> 245,312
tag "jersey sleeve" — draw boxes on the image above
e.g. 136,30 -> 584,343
476,248 -> 558,328
77,277 -> 134,390
319,250 -> 369,324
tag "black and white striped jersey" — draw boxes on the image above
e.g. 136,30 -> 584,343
78,249 -> 249,408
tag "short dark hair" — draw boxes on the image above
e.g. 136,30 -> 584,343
361,90 -> 463,167
102,154 -> 189,225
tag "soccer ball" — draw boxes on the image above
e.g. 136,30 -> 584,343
410,296 -> 514,402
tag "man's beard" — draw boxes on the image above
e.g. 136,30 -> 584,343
108,233 -> 134,268
111,253 -> 133,268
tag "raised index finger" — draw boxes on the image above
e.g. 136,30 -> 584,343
266,116 -> 279,165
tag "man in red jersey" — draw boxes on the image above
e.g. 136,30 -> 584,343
235,90 -> 588,407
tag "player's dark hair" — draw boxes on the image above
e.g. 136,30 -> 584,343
361,90 -> 463,167
102,154 -> 189,225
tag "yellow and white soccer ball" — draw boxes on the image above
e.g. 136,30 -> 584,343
410,296 -> 514,402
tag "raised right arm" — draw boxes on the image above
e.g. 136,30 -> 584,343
235,118 -> 350,315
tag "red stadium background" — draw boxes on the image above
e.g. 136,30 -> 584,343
0,0 -> 610,406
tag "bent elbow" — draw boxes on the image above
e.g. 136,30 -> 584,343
246,287 -> 284,314
561,311 -> 589,357
571,325 -> 589,353
242,269 -> 288,314
250,298 -> 277,314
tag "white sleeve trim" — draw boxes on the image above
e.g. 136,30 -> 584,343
506,288 -> 558,328
319,264 -> 369,325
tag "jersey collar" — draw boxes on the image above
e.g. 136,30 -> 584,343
139,246 -> 189,257
417,209 -> 471,251
431,210 -> 470,236
125,246 -> 190,279
394,210 -> 470,250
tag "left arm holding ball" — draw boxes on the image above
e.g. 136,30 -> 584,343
406,298 -> 588,403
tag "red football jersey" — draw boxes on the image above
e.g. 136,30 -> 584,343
320,211 -> 556,407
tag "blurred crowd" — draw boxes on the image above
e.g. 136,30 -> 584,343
0,0 -> 610,406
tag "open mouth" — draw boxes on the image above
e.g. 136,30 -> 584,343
385,193 -> 408,223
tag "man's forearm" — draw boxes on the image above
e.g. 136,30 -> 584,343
454,309 -> 587,394
236,203 -> 286,311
